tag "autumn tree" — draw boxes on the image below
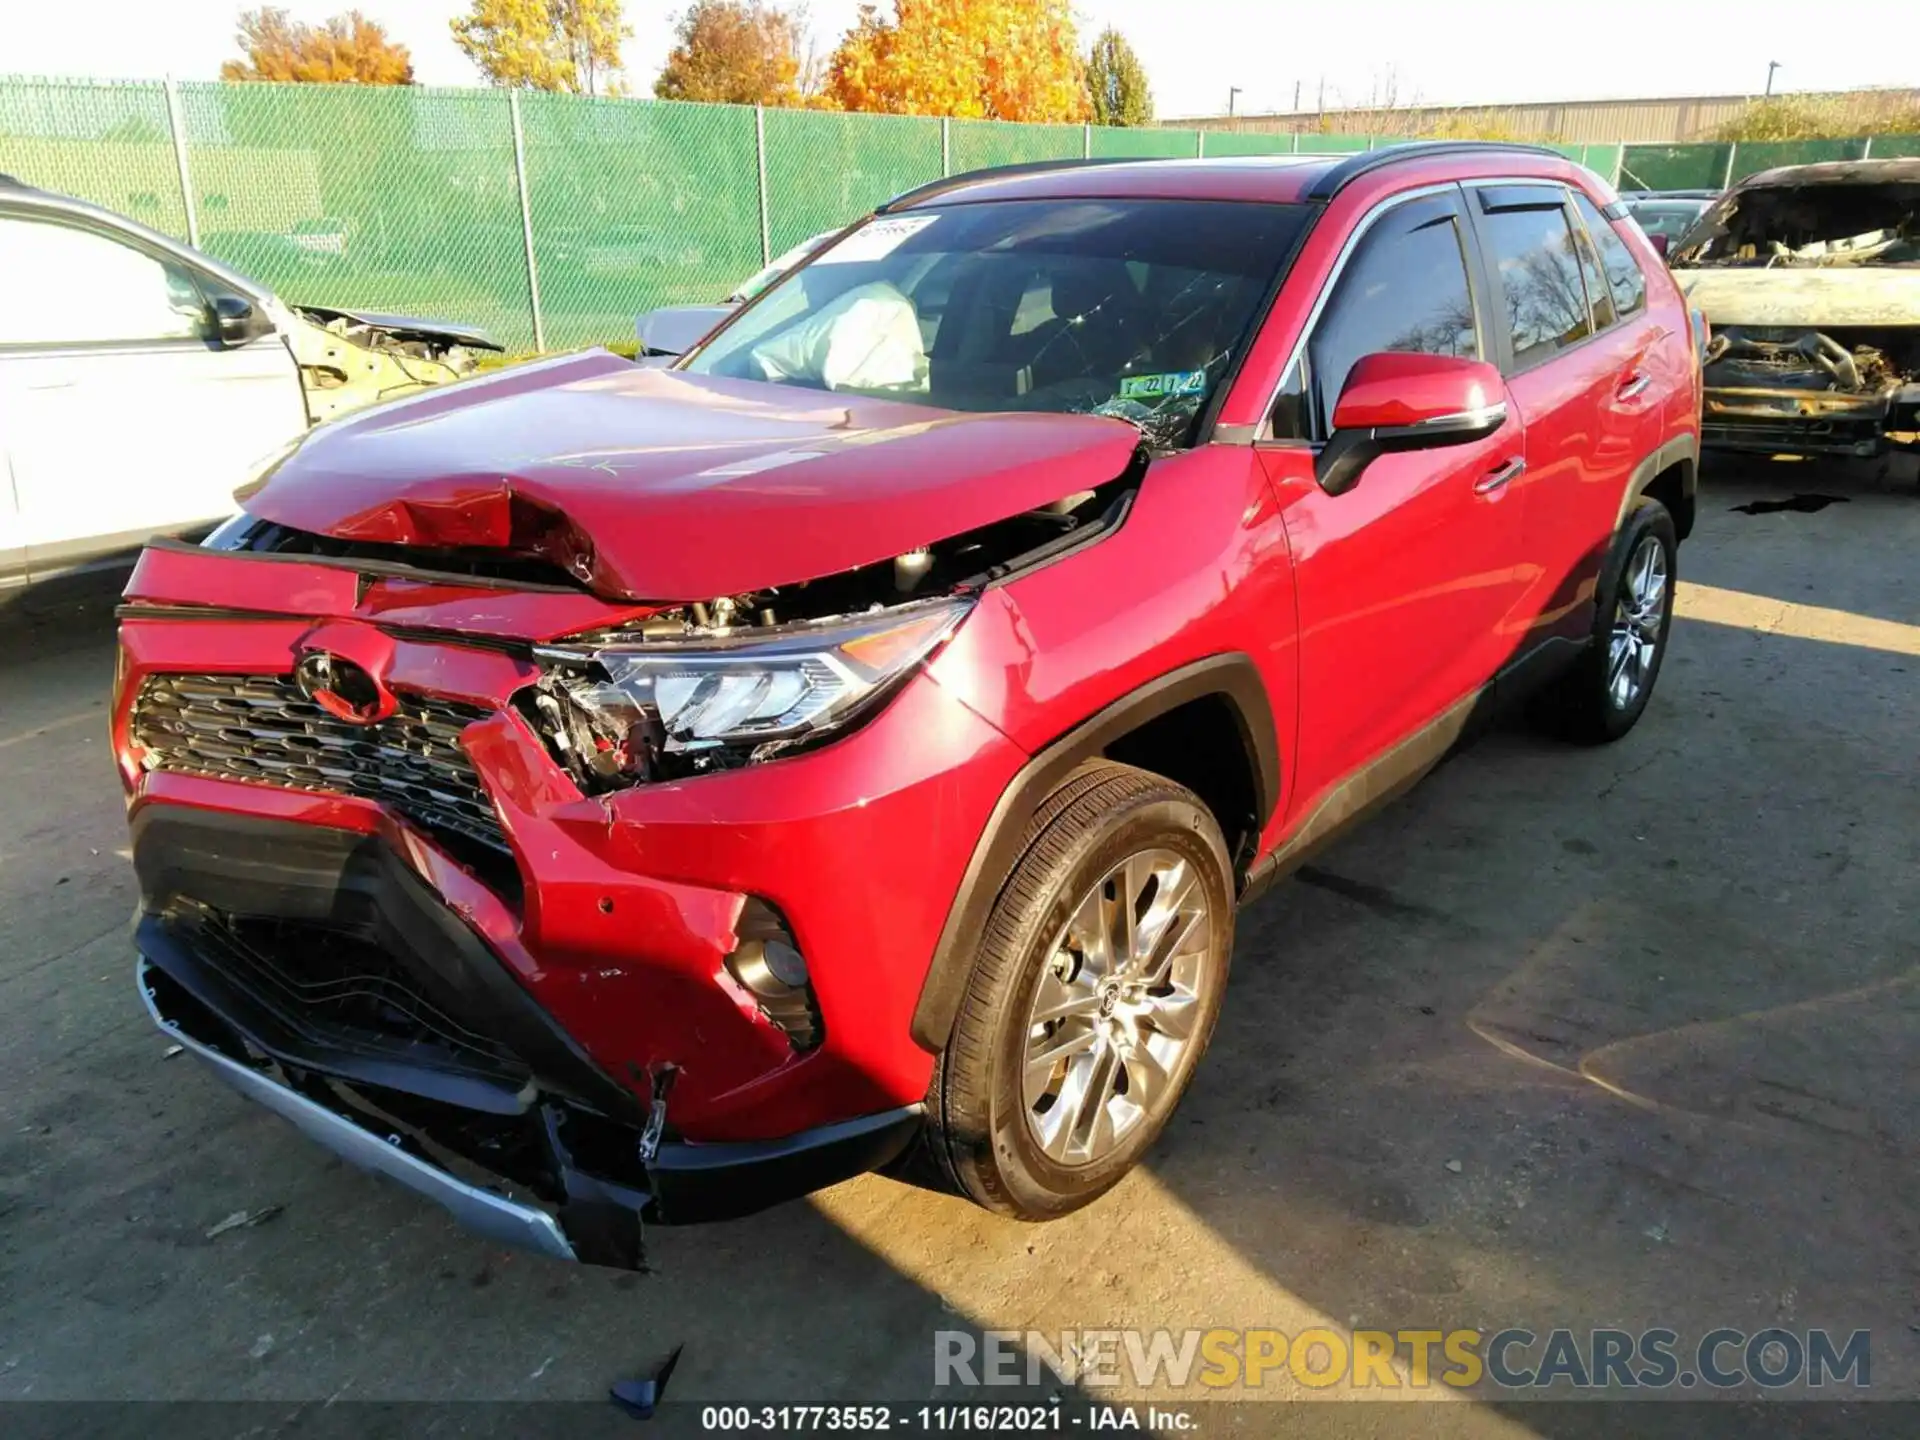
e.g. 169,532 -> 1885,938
655,1 -> 810,106
827,0 -> 1087,123
452,0 -> 630,96
1715,92 -> 1920,141
1084,27 -> 1150,127
221,7 -> 415,84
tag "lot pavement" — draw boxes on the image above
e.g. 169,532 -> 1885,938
1,457 -> 1915,1437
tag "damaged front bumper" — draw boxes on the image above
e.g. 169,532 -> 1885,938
1701,383 -> 1915,458
143,958 -> 918,1266
132,809 -> 924,1267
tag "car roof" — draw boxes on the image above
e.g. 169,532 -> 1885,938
1732,157 -> 1920,191
879,142 -> 1579,212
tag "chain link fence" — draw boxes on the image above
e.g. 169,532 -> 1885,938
0,77 -> 1911,353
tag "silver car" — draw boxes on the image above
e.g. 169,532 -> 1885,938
0,177 -> 498,588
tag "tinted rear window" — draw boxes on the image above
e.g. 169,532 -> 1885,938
1575,192 -> 1648,320
1477,205 -> 1592,369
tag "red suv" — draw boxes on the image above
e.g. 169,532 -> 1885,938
118,144 -> 1699,1267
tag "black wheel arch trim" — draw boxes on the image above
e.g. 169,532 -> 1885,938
1618,432 -> 1698,539
910,653 -> 1280,1053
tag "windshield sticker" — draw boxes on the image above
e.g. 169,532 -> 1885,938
813,214 -> 939,266
1119,370 -> 1207,401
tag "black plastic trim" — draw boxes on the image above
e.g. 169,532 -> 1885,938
138,913 -> 535,1115
647,1108 -> 923,1224
1304,142 -> 1569,202
1240,687 -> 1479,907
1238,637 -> 1588,909
130,807 -> 642,1120
1474,183 -> 1572,213
909,653 -> 1280,1052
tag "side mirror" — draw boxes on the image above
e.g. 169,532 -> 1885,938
212,293 -> 272,346
1647,232 -> 1671,258
636,303 -> 735,360
1317,352 -> 1508,497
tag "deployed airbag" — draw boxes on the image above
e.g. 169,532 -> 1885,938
749,282 -> 926,393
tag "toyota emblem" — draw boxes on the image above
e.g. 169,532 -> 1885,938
293,650 -> 395,724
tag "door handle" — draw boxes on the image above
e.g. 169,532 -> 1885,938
1616,371 -> 1652,401
1475,457 -> 1525,495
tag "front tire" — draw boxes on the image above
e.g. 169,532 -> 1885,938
928,762 -> 1234,1220
1532,498 -> 1678,745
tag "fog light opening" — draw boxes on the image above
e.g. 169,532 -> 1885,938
725,900 -> 823,1052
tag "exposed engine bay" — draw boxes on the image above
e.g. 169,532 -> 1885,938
1704,326 -> 1918,395
1699,324 -> 1920,458
218,467 -> 1138,793
283,305 -> 502,424
1672,179 -> 1920,269
523,478 -> 1134,791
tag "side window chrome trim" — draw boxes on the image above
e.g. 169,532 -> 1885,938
1259,172 -> 1622,438
1466,177 -> 1644,376
1568,188 -> 1650,328
1258,180 -> 1460,442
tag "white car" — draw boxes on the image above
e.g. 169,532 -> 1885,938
0,178 -> 499,589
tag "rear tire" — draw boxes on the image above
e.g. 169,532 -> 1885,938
927,762 -> 1234,1220
1532,498 -> 1677,745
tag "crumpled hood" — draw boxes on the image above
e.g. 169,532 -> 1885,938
244,351 -> 1143,601
1674,267 -> 1920,329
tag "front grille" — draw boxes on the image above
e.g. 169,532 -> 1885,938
132,673 -> 511,865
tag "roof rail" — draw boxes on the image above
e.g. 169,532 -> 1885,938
877,156 -> 1163,213
1304,141 -> 1572,201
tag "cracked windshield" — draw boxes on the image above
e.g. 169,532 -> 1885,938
683,198 -> 1308,448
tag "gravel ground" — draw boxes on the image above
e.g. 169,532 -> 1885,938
1,456 -> 1915,1437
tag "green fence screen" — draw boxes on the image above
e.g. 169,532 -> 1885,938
764,108 -> 942,257
1,77 -> 1910,354
1200,130 -> 1296,157
1091,125 -> 1197,159
0,78 -> 190,239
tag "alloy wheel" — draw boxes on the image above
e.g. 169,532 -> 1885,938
1021,848 -> 1215,1166
1608,533 -> 1668,711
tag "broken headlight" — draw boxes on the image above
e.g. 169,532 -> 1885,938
528,597 -> 971,788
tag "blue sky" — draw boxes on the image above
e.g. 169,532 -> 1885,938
5,0 -> 1910,118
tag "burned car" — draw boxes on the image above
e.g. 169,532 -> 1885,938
1670,159 -> 1920,458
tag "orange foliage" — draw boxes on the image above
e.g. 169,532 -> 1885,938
827,0 -> 1087,123
221,7 -> 415,84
